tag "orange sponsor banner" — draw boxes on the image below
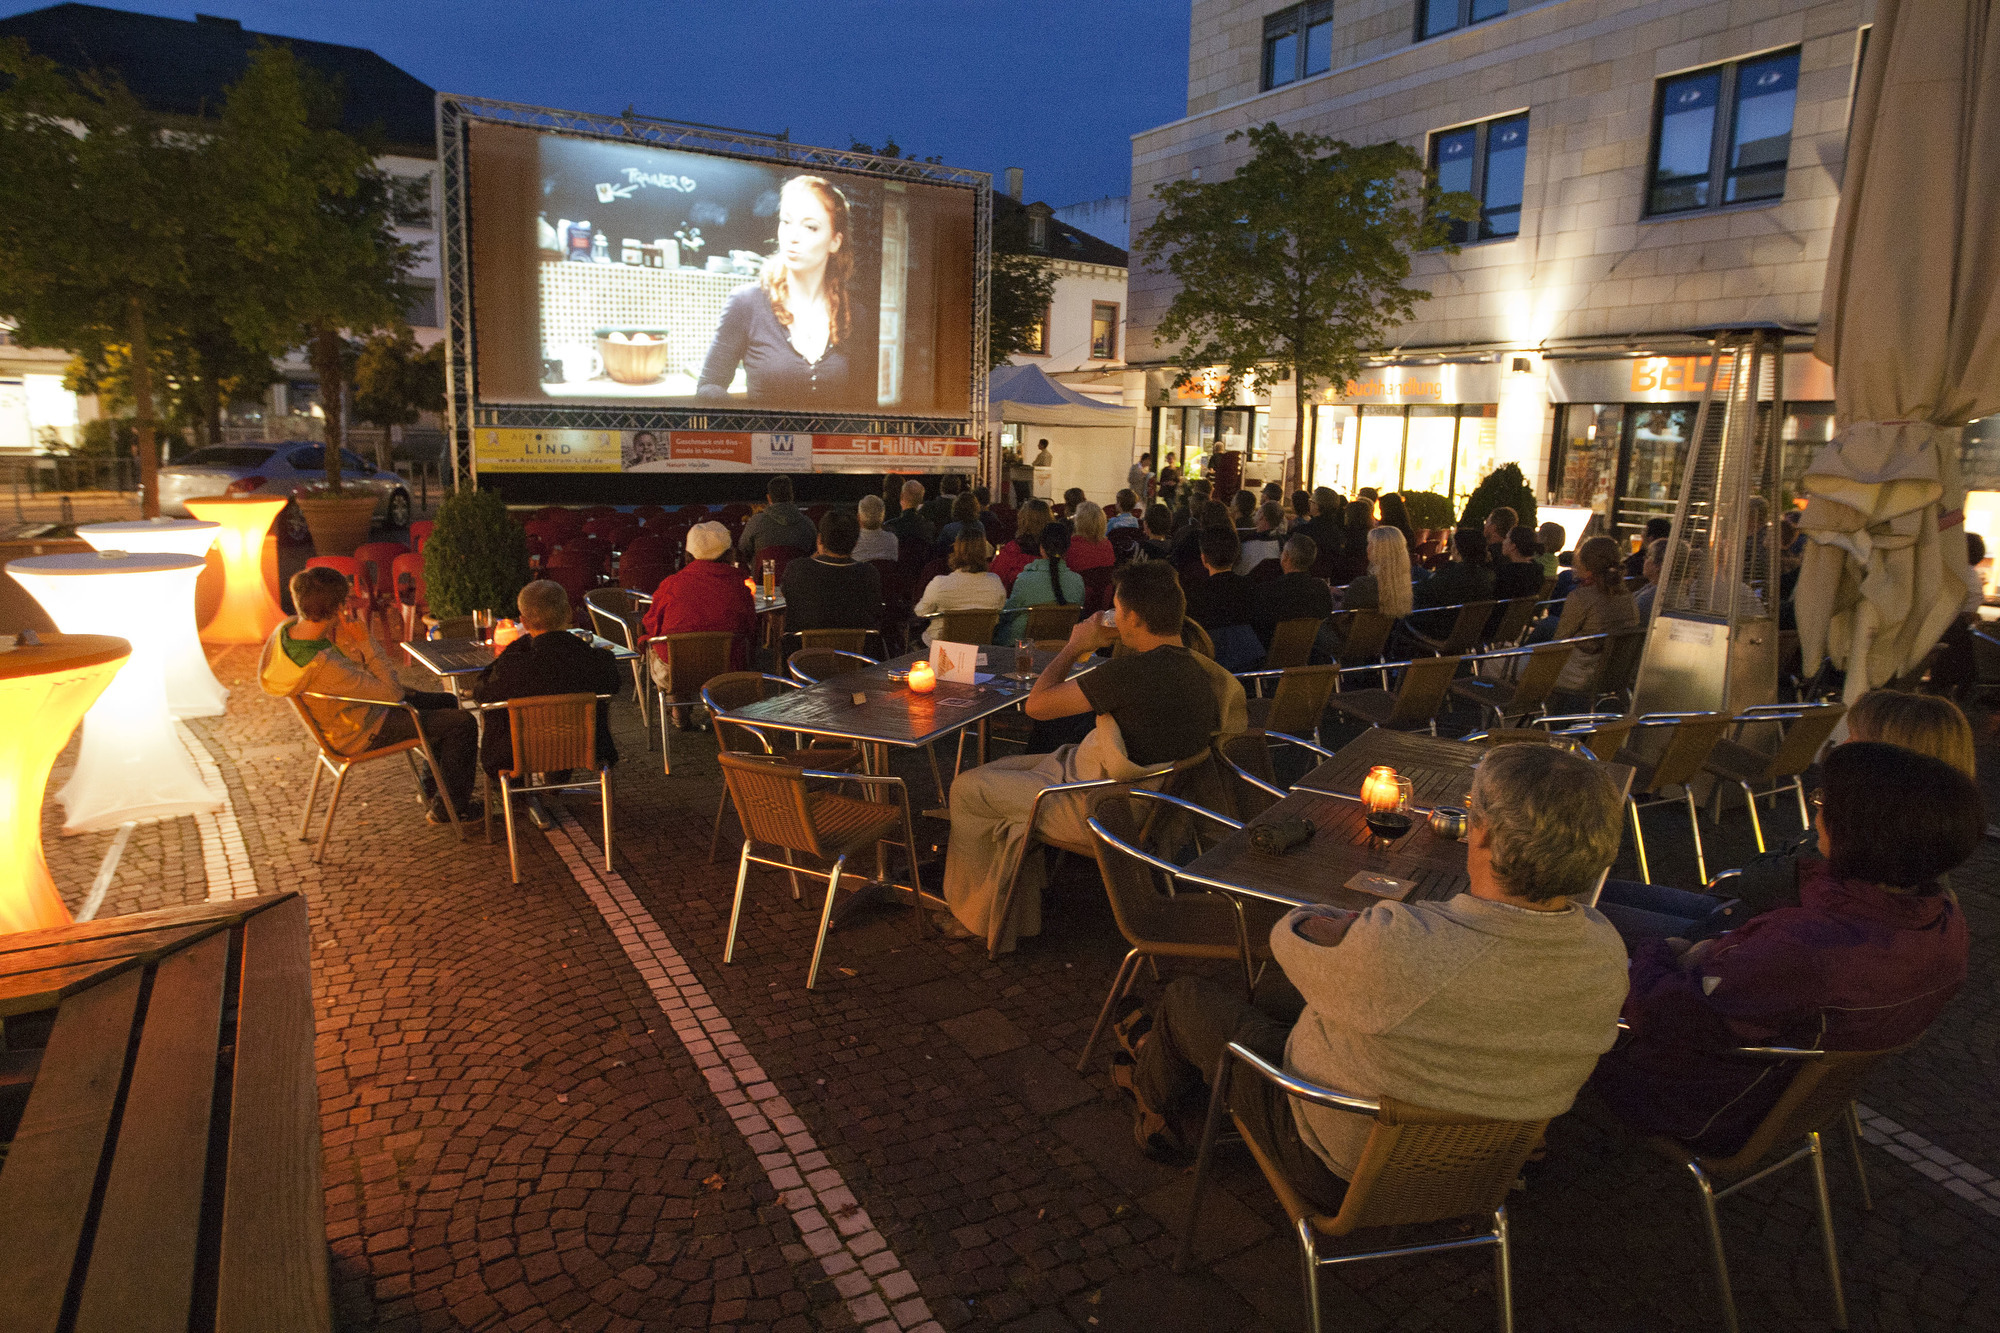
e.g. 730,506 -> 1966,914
813,435 -> 978,472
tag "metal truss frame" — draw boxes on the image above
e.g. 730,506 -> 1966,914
436,93 -> 990,490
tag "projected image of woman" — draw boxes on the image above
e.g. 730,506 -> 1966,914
696,175 -> 853,404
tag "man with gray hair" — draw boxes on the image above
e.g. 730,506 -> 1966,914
1117,745 -> 1630,1203
852,493 -> 899,562
471,580 -> 624,778
886,478 -> 935,552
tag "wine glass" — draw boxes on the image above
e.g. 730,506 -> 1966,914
1363,776 -> 1414,844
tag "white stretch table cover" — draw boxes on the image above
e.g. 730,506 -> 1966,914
6,552 -> 225,832
76,520 -> 229,717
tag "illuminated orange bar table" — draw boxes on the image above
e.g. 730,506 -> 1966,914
7,553 -> 225,833
183,495 -> 288,645
0,633 -> 129,933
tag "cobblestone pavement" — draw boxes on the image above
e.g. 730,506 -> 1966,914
44,645 -> 2000,1333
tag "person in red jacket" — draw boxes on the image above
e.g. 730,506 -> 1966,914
641,521 -> 757,669
1590,742 -> 1979,1156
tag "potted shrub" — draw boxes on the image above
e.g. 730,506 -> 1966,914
1458,463 -> 1538,537
423,487 -> 529,619
1399,489 -> 1456,534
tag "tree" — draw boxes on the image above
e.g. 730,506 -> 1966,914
352,329 -> 445,464
210,45 -> 420,493
0,40 -> 203,514
1136,123 -> 1472,488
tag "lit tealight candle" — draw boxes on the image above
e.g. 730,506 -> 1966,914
492,620 -> 525,648
907,659 -> 937,693
1361,765 -> 1400,812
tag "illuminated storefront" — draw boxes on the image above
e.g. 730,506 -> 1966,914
1145,368 -> 1271,484
1311,362 -> 1505,510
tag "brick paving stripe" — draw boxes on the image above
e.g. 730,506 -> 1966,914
539,809 -> 945,1333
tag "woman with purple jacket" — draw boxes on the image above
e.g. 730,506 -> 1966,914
1590,742 -> 1979,1156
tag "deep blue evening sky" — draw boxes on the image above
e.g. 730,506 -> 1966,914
1,0 -> 1190,223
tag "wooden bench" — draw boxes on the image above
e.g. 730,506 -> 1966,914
0,892 -> 331,1333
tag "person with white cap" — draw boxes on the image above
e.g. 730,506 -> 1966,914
641,521 -> 758,670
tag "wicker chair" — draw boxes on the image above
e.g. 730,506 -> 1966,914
1264,616 -> 1324,670
1406,600 -> 1497,657
794,627 -> 874,655
1024,603 -> 1083,641
1177,1041 -> 1545,1333
1484,594 -> 1543,647
288,692 -> 465,862
1076,794 -> 1272,1072
1449,640 -> 1579,729
1324,655 -> 1464,736
1332,609 -> 1397,687
473,692 -> 614,884
643,630 -> 735,773
1214,729 -> 1332,822
787,647 -> 878,685
716,751 -> 924,989
1240,665 -> 1341,746
929,607 -> 1001,646
1701,702 -> 1846,850
1645,1042 -> 1912,1333
584,587 -> 651,725
701,672 -> 864,862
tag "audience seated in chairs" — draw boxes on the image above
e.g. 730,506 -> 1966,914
780,509 -> 883,636
260,564 -> 479,824
1590,741 -> 1979,1157
913,533 -> 1006,645
736,474 -> 819,563
1410,527 -> 1496,638
472,579 -> 624,778
941,562 -> 1242,952
1067,502 -> 1116,572
1107,489 -> 1142,532
1236,502 -> 1286,574
1493,525 -> 1545,601
935,491 -> 985,555
1251,535 -> 1333,650
1184,525 -> 1263,672
1480,505 -> 1519,569
1117,744 -> 1629,1196
995,521 -> 1085,645
852,494 -> 900,563
1595,689 -> 1977,944
1632,537 -> 1667,620
640,522 -> 757,670
1335,526 -> 1414,617
1546,535 -> 1639,701
885,478 -> 936,553
1135,504 -> 1174,562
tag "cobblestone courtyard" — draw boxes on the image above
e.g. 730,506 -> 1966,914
44,643 -> 2000,1333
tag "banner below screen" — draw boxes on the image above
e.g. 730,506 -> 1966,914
476,429 -> 975,474
476,428 -> 622,472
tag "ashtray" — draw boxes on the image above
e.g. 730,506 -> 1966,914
885,669 -> 910,683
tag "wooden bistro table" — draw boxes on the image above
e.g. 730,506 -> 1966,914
1183,731 -> 1630,912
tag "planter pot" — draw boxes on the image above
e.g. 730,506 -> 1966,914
295,492 -> 379,558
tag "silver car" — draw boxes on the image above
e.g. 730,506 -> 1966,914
160,443 -> 413,541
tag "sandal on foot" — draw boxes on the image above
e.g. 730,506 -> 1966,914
1112,1004 -> 1153,1063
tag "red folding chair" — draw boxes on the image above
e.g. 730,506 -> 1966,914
552,536 -> 610,579
541,565 -> 591,614
408,519 -> 435,553
1081,566 -> 1115,616
304,555 -> 372,621
619,560 -> 672,594
749,544 -> 807,584
620,533 -> 677,570
390,552 -> 428,640
353,540 -> 410,634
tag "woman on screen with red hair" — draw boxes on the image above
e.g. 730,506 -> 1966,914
697,174 -> 854,404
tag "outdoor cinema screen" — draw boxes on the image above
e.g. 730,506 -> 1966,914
466,123 -> 976,418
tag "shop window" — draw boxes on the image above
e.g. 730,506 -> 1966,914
1419,0 -> 1506,43
1430,113 -> 1528,243
1551,404 -> 1623,523
1263,1 -> 1335,90
1648,49 -> 1800,216
1322,403 -> 1500,502
1961,413 -> 2000,490
1090,302 -> 1119,361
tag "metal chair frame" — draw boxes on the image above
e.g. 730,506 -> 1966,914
1406,599 -> 1499,657
1177,1042 -> 1529,1333
289,691 -> 464,862
1583,711 -> 1736,883
718,754 -> 924,990
1449,640 -> 1580,730
700,673 -> 858,867
1264,616 -> 1325,671
1216,729 -> 1334,821
643,630 -> 736,773
1323,653 -> 1465,736
1234,664 -> 1342,746
467,691 -> 615,884
1702,702 -> 1847,851
584,587 -> 651,728
787,647 -> 879,685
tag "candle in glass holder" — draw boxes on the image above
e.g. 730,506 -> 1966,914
1360,765 -> 1400,812
907,659 -> 937,693
492,619 -> 525,648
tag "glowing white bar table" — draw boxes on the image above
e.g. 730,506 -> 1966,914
0,633 -> 129,932
183,495 -> 288,645
6,552 -> 225,833
77,519 -> 229,717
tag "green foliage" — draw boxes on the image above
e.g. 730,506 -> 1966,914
352,330 -> 445,430
1457,463 -> 1537,535
1136,123 -> 1475,474
424,488 -> 529,617
1399,490 -> 1456,530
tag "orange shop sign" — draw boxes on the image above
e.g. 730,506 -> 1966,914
1172,367 -> 1231,401
1629,356 -> 1736,394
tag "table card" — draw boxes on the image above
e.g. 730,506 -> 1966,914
929,640 -> 982,684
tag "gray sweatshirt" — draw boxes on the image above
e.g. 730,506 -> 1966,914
1269,895 -> 1629,1179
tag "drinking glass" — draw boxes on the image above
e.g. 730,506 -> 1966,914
472,608 -> 494,644
1012,637 -> 1036,681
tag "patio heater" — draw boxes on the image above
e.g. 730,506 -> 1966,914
1629,325 -> 1790,715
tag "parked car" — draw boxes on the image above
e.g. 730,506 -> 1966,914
159,443 -> 412,542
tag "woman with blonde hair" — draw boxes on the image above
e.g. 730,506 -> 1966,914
1336,526 -> 1414,618
1066,501 -> 1115,571
913,533 -> 1006,645
697,174 -> 855,404
1847,688 -> 1976,777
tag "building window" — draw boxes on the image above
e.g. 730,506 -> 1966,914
1429,113 -> 1529,242
1648,48 -> 1801,216
404,280 -> 438,328
1022,306 -> 1049,356
1419,0 -> 1505,43
1262,1 -> 1334,90
1090,303 -> 1119,361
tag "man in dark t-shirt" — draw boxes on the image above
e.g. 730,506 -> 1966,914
940,562 -> 1231,951
781,509 -> 883,635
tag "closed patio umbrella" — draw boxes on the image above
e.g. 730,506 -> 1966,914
1800,0 -> 2000,699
